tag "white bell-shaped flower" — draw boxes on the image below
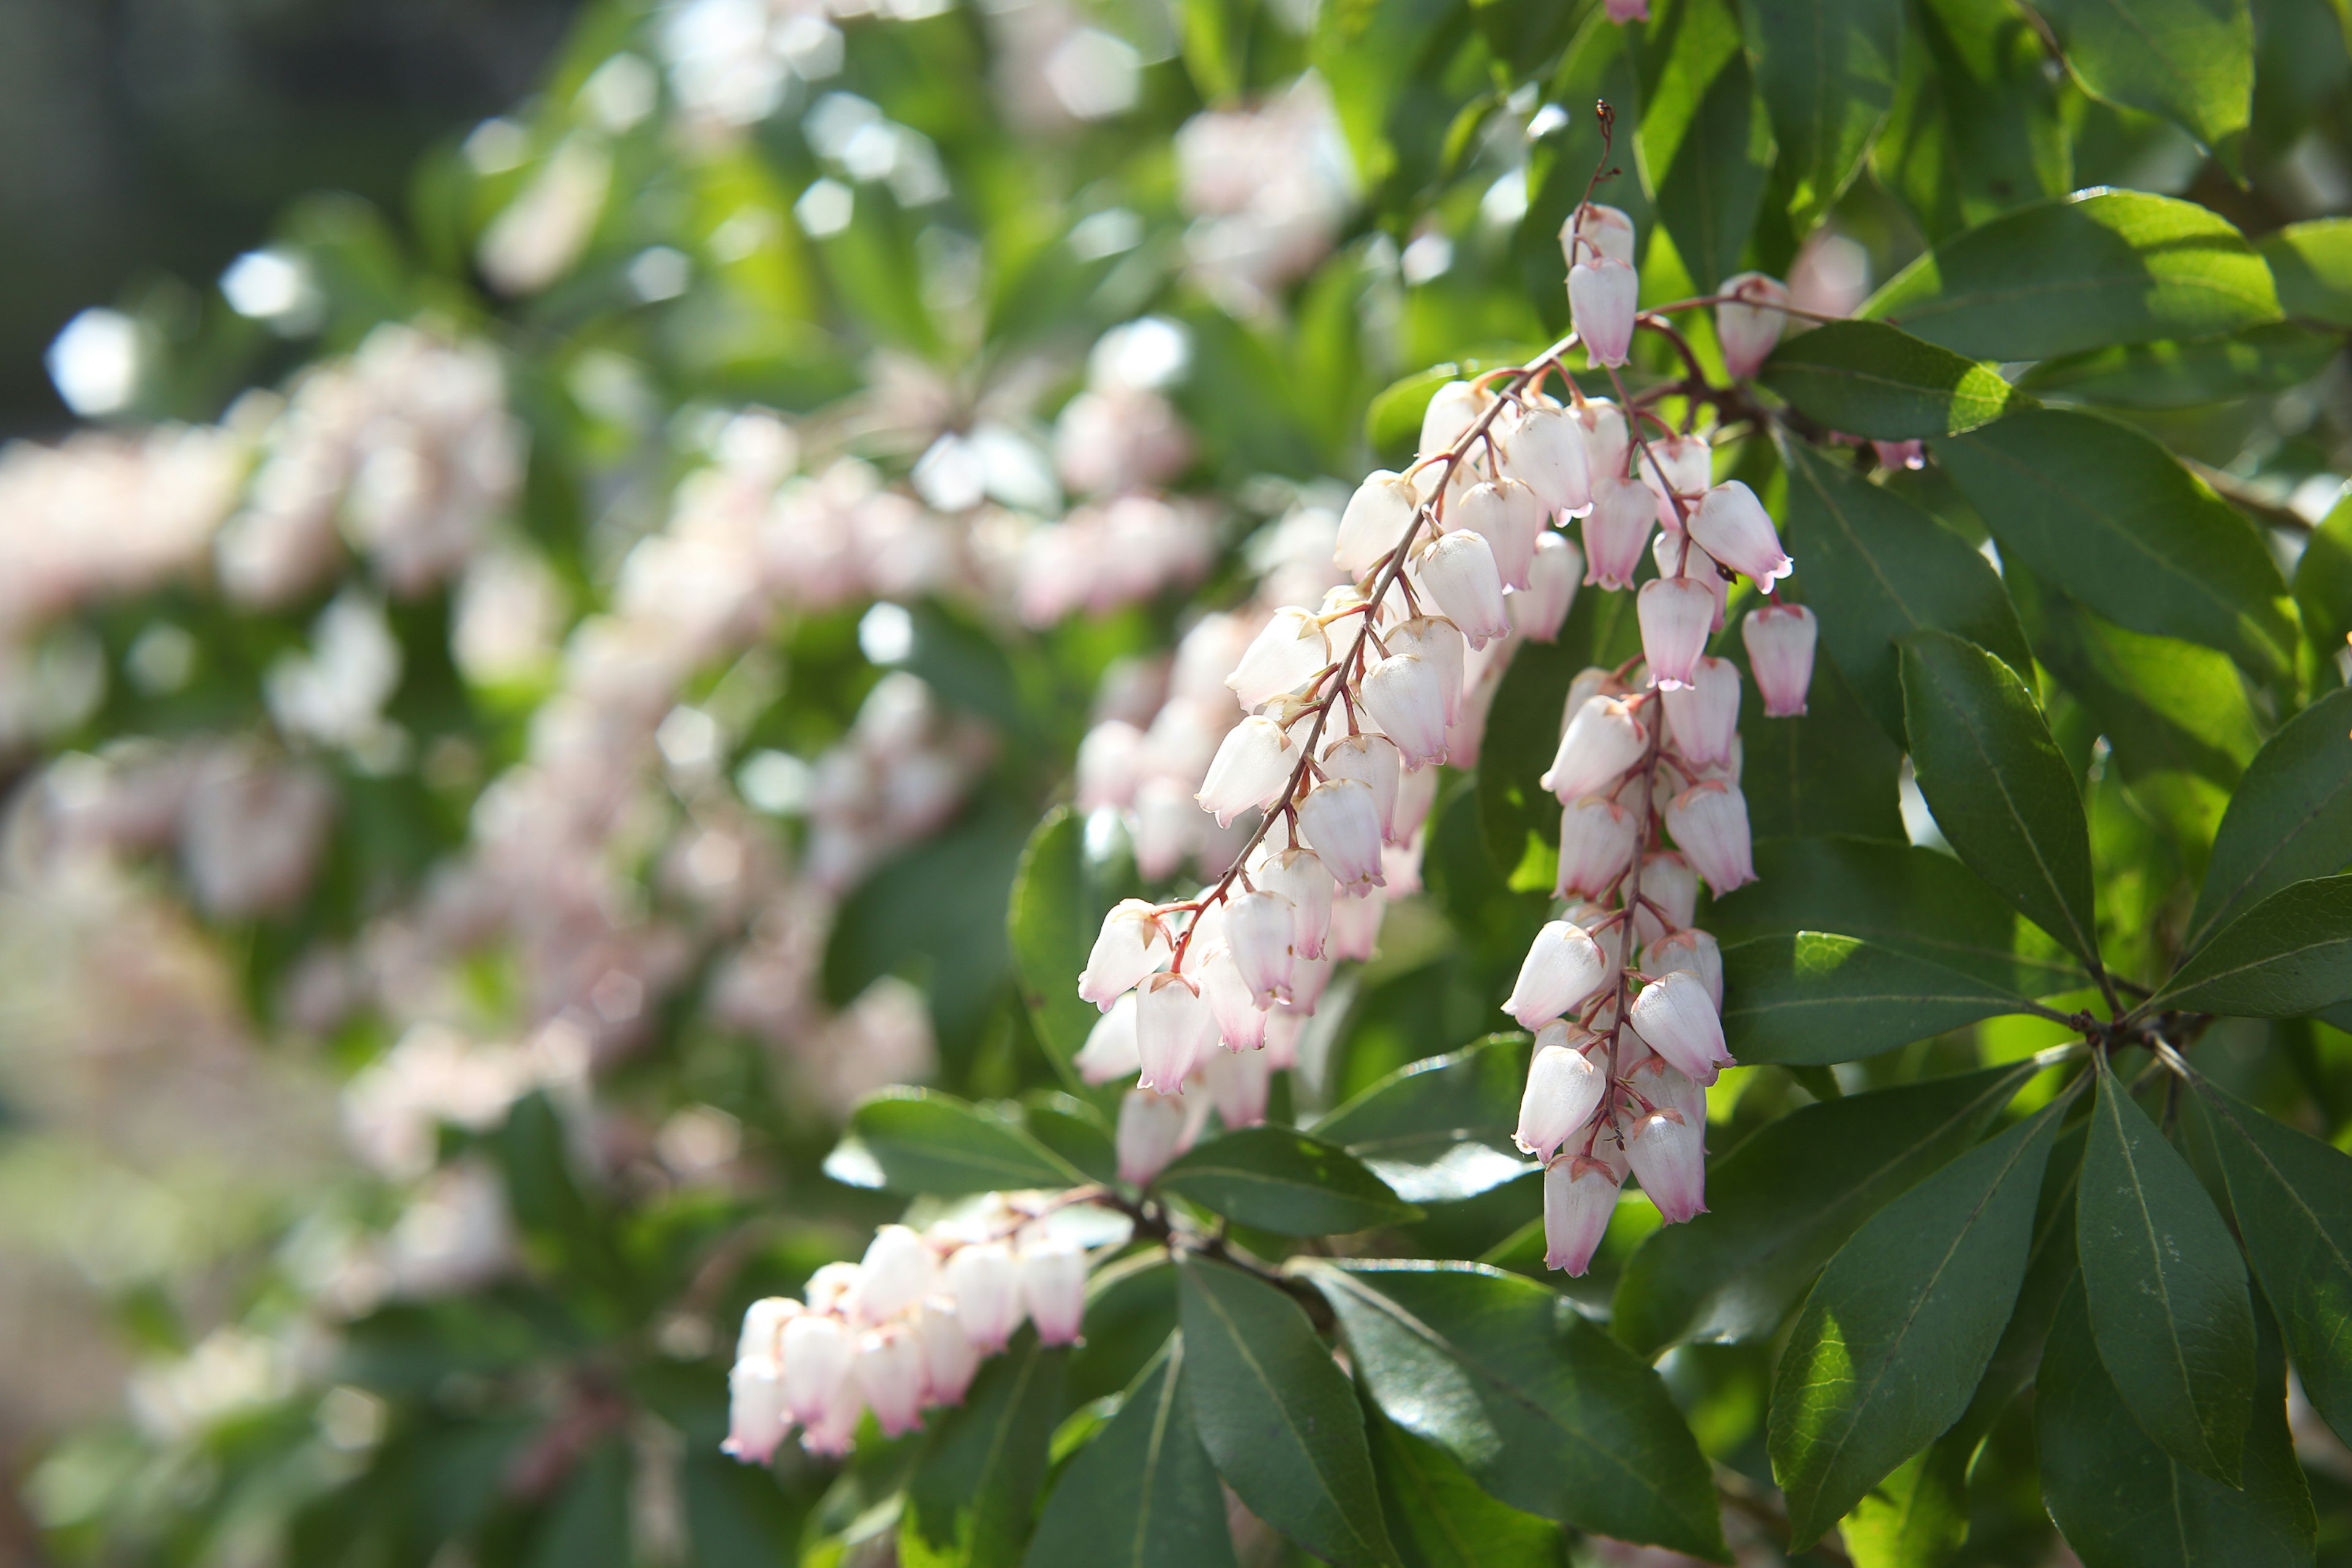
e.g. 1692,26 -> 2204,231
1076,720 -> 1144,811
780,1313 -> 855,1428
1516,1027 -> 1605,1160
1499,404 -> 1592,514
805,1262 -> 861,1317
1117,1087 -> 1190,1185
1510,532 -> 1581,641
1020,1240 -> 1088,1346
916,1300 -> 981,1406
849,1224 -> 938,1324
1743,601 -> 1817,717
1359,653 -> 1450,769
737,1297 -> 803,1365
1637,432 -> 1713,530
1296,778 -> 1387,891
1336,471 -> 1421,576
856,1325 -> 928,1438
1257,846 -> 1335,959
1227,608 -> 1330,708
1544,1155 -> 1621,1276
1455,478 -> 1548,590
1327,887 -> 1386,961
1656,530 -> 1731,631
1689,481 -> 1792,586
1643,927 -> 1724,1010
1078,899 -> 1168,1009
1627,850 -> 1700,943
1638,576 -> 1716,690
1389,615 -> 1466,725
944,1242 -> 1025,1351
1570,258 -> 1639,368
1557,795 -> 1639,900
1204,1044 -> 1273,1128
1504,919 -> 1610,1030
1393,759 -> 1440,843
1226,888 -> 1297,1006
1660,655 -> 1741,766
1419,380 -> 1489,461
1578,399 -> 1631,484
1581,474 -> 1656,590
1319,732 -> 1401,841
1629,1054 -> 1707,1127
1074,990 -> 1141,1084
1628,970 -> 1733,1085
1627,1109 -> 1707,1223
1561,202 -> 1636,268
1414,530 -> 1512,649
1543,694 -> 1647,802
724,1356 -> 789,1463
1136,971 -> 1213,1091
1664,780 -> 1755,894
1197,942 -> 1268,1051
1716,272 -> 1791,380
1196,714 -> 1295,827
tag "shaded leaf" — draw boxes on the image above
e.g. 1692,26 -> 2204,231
1009,808 -> 1113,1089
843,1089 -> 1087,1196
1737,644 -> 1909,842
1025,1338 -> 1235,1568
1158,1125 -> 1420,1235
2187,687 -> 2352,952
2293,491 -> 2352,670
1744,0 -> 1901,232
2019,322 -> 2341,408
1763,320 -> 2026,440
1634,0 -> 1776,291
2263,217 -> 2352,328
1312,1035 -> 1537,1204
904,1332 -> 1068,1568
1719,932 -> 2035,1064
2158,875 -> 2352,1017
1872,0 -> 2070,240
2034,0 -> 2253,171
1363,1404 -> 1564,1568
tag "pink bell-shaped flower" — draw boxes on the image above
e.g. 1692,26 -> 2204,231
1392,760 -> 1439,842
1544,1155 -> 1621,1275
1581,474 -> 1656,590
1627,970 -> 1733,1086
1196,714 -> 1295,827
1562,202 -> 1636,269
724,1357 -> 789,1463
1389,615 -> 1466,725
1204,1044 -> 1273,1128
1627,850 -> 1700,943
1643,927 -> 1724,1010
1455,478 -> 1548,590
1079,900 -> 1169,1009
1136,971 -> 1213,1091
1664,779 -> 1756,894
1510,532 -> 1581,641
1716,272 -> 1791,379
856,1326 -> 929,1438
1544,694 -> 1647,802
1660,655 -> 1740,767
1117,1087 -> 1190,1185
1257,846 -> 1335,960
1327,888 -> 1386,962
1656,530 -> 1731,631
1578,399 -> 1631,483
1319,731 -> 1402,840
1628,1109 -> 1708,1223
1743,601 -> 1817,717
1500,404 -> 1592,514
1557,794 -> 1639,900
1074,991 -> 1140,1084
1076,720 -> 1144,811
944,1242 -> 1024,1351
1415,530 -> 1512,649
916,1300 -> 981,1406
849,1224 -> 938,1324
1638,576 -> 1717,690
1504,919 -> 1611,1030
1637,432 -> 1713,530
781,1313 -> 855,1430
1570,257 -> 1639,368
1359,654 -> 1450,769
1628,1054 -> 1707,1128
1336,471 -> 1420,576
1198,943 -> 1269,1052
1516,1025 -> 1606,1161
1226,888 -> 1297,1006
1297,778 -> 1386,891
1687,481 -> 1792,586
1418,380 -> 1489,462
1021,1240 -> 1088,1346
1227,608 -> 1330,707
737,1297 -> 802,1364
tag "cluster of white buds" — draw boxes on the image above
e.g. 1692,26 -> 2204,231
724,1201 -> 1093,1463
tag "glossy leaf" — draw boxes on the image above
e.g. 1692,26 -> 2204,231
1612,1062 -> 2035,1354
1762,320 -> 2024,440
1634,0 -> 1776,291
2157,875 -> 2352,1017
1158,1125 -> 1420,1235
1743,0 -> 1901,230
2077,1059 -> 2256,1483
1009,807 -> 1111,1088
2263,216 -> 2352,328
1898,630 -> 2101,967
2034,0 -> 2253,171
1308,1261 -> 1730,1562
1363,1406 -> 1564,1568
1932,407 -> 2297,680
1719,932 -> 2034,1064
842,1088 -> 1087,1196
1176,1257 -> 1396,1568
2187,687 -> 2352,952
904,1333 -> 1068,1568
1861,190 -> 2280,360
2038,1283 -> 2315,1568
1311,1035 -> 1536,1204
2019,322 -> 2341,408
1025,1339 -> 1235,1568
1770,1104 -> 2060,1547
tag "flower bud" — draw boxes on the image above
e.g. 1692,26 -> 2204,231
1079,900 -> 1169,1009
1228,608 -> 1330,708
1543,695 -> 1646,802
1389,615 -> 1466,725
1415,530 -> 1512,649
850,1224 -> 938,1324
1117,1087 -> 1190,1185
1544,1156 -> 1621,1276
1628,970 -> 1733,1085
1517,1028 -> 1605,1160
1629,850 -> 1700,938
724,1356 -> 789,1463
1137,971 -> 1213,1092
1226,888 -> 1297,1005
1258,847 -> 1335,959
1629,1055 -> 1706,1127
1359,653 -> 1450,768
1742,601 -> 1817,717
1689,480 -> 1792,586
1606,0 -> 1650,20
916,1300 -> 981,1406
1628,1109 -> 1707,1223
1716,272 -> 1791,379
1570,258 -> 1639,368
1197,943 -> 1269,1052
1327,888 -> 1386,961
1319,732 -> 1401,841
1455,478 -> 1548,590
1638,576 -> 1716,690
1074,990 -> 1141,1084
1581,475 -> 1656,590
1196,715 -> 1295,827
1393,760 -> 1439,843
1637,433 -> 1713,531
1297,778 -> 1387,891
1664,780 -> 1755,894
1557,795 -> 1639,900
1500,405 -> 1592,514
944,1242 -> 1024,1351
855,1325 -> 927,1437
1336,472 -> 1420,576
1873,439 -> 1926,471
1511,532 -> 1581,641
1204,1044 -> 1273,1129
1562,203 -> 1636,270
1660,655 -> 1740,767
1076,720 -> 1144,811
737,1297 -> 803,1364
1505,919 -> 1611,1030
1021,1240 -> 1088,1346
1577,399 -> 1631,483
781,1312 -> 855,1429
1643,927 -> 1724,1010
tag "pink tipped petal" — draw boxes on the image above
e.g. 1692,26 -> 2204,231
1627,1109 -> 1708,1223
1570,258 -> 1639,368
1638,576 -> 1717,690
1742,601 -> 1817,717
1543,1155 -> 1622,1275
1716,272 -> 1790,380
1664,780 -> 1755,894
1687,481 -> 1792,586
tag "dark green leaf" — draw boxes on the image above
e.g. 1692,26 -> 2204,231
2077,1058 -> 2256,1483
2157,875 -> 2352,1017
1025,1338 -> 1235,1568
1872,0 -> 2070,240
904,1332 -> 1068,1568
1762,320 -> 2026,440
2037,1282 -> 2314,1568
2196,1081 -> 2352,1446
1009,808 -> 1110,1089
1781,441 -> 2032,739
1308,1261 -> 1729,1561
2019,322 -> 2341,408
1720,931 -> 2035,1064
843,1089 -> 1087,1196
1066,1255 -> 1180,1408
1711,835 -> 2084,995
2294,490 -> 2352,660
1158,1125 -> 1420,1235
2033,0 -> 2253,172
1744,0 -> 1901,231
1634,0 -> 1776,291
1177,1257 -> 1396,1568
529,1439 -> 629,1568
1612,1062 -> 2036,1354
1861,191 -> 2280,360
2188,688 -> 2352,952
1364,1404 -> 1564,1568
1738,647 -> 1909,842
1769,1104 -> 2062,1547
2263,217 -> 2352,328
1898,630 -> 2101,967
1311,1035 -> 1535,1204
1025,1095 -> 1118,1186
1933,408 -> 2297,680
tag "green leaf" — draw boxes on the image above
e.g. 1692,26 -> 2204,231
2018,322 -> 2342,408
1736,644 -> 1909,842
1025,1094 -> 1118,1187
2187,687 -> 2352,952
1307,1261 -> 1729,1561
1781,441 -> 2032,740
903,1332 -> 1068,1568
2032,0 -> 2253,172
1898,630 -> 2101,968
1176,1257 -> 1397,1568
843,1089 -> 1087,1196
2263,217 -> 2352,327
1872,0 -> 2070,240
1743,0 -> 1901,231
1762,320 -> 2026,440
1158,1126 -> 1420,1235
2157,875 -> 2352,1017
1769,1104 -> 2062,1547
1634,0 -> 1776,291
1025,1338 -> 1235,1568
1861,190 -> 2280,360
1009,808 -> 1110,1090
2037,1281 -> 2315,1568
1311,1035 -> 1536,1204
2196,1081 -> 2352,1446
1363,1404 -> 1564,1568
1838,1444 -> 1969,1568
2077,1058 -> 2256,1483
1932,408 -> 2297,680
1311,0 -> 1464,191
1711,835 -> 2084,995
1719,932 -> 2036,1064
1611,1061 -> 2037,1355
2294,490 -> 2352,660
